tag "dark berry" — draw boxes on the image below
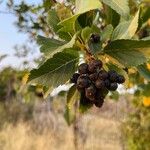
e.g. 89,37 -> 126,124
85,85 -> 96,101
96,88 -> 109,100
94,99 -> 104,108
70,73 -> 80,83
95,80 -> 105,89
77,75 -> 90,89
89,73 -> 98,81
108,70 -> 118,82
78,63 -> 89,74
109,82 -> 118,91
117,75 -> 125,84
88,60 -> 102,73
90,34 -> 100,43
96,91 -> 105,100
80,92 -> 94,107
108,70 -> 116,75
104,79 -> 111,89
98,70 -> 108,80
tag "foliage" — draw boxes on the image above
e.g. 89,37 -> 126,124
15,0 -> 148,121
0,0 -> 150,149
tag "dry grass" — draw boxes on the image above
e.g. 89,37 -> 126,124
0,122 -> 74,150
0,116 -> 122,150
0,98 -> 128,150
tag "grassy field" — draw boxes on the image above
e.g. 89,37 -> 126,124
0,98 -> 128,150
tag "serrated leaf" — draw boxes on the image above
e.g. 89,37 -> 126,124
67,85 -> 79,108
77,11 -> 95,29
47,10 -> 61,32
28,49 -> 79,90
101,0 -> 130,19
104,39 -> 150,67
81,27 -> 93,42
75,0 -> 102,15
138,64 -> 150,81
101,24 -> 114,42
58,0 -> 102,33
111,10 -> 140,40
104,5 -> 120,28
37,34 -> 77,58
46,9 -> 71,41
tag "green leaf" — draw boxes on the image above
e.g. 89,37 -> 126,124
104,39 -> 150,67
88,40 -> 102,55
104,5 -> 120,28
64,105 -> 75,126
101,0 -> 130,19
58,0 -> 102,33
37,34 -> 77,58
67,85 -> 79,108
101,24 -> 114,42
77,11 -> 95,29
81,27 -> 93,42
57,31 -> 72,41
64,85 -> 80,126
138,64 -> 150,81
46,10 -> 71,41
28,49 -> 79,90
75,0 -> 102,15
140,7 -> 150,23
111,10 -> 140,40
47,10 -> 61,33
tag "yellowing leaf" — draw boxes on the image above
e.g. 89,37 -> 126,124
143,96 -> 150,107
22,73 -> 30,85
75,0 -> 102,15
147,63 -> 150,70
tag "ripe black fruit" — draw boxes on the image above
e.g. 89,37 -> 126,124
117,75 -> 125,84
94,99 -> 104,108
80,92 -> 94,106
90,34 -> 100,43
98,70 -> 108,80
95,80 -> 105,89
89,73 -> 98,81
109,82 -> 118,91
104,79 -> 110,89
97,88 -> 109,99
85,85 -> 96,101
78,63 -> 89,74
71,60 -> 125,109
77,75 -> 90,89
88,60 -> 102,73
108,70 -> 118,82
70,73 -> 80,83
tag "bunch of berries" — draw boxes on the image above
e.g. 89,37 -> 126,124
70,60 -> 125,108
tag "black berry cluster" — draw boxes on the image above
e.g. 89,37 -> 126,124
70,60 -> 125,108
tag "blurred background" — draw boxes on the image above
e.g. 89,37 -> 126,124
0,0 -> 150,150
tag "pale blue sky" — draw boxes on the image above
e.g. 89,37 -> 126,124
0,0 -> 42,68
